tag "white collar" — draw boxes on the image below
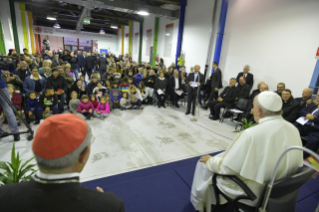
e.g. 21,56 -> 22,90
159,77 -> 165,80
258,115 -> 282,124
30,74 -> 42,80
37,170 -> 80,180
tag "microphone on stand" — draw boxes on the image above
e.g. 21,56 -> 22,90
191,72 -> 200,122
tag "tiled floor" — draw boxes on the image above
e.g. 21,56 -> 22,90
0,105 -> 237,182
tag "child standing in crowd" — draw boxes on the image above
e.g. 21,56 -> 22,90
65,64 -> 74,78
90,94 -> 99,109
128,85 -> 143,110
120,92 -> 131,110
119,77 -> 131,94
26,91 -> 39,124
110,81 -> 121,109
94,96 -> 110,120
77,95 -> 94,120
69,91 -> 80,113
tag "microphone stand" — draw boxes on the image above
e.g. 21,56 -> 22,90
191,72 -> 200,122
259,146 -> 319,212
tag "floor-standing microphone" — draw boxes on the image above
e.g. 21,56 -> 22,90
191,73 -> 200,122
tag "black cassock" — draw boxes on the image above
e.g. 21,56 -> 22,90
0,174 -> 125,212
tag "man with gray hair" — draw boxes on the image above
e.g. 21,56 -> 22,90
191,91 -> 303,211
236,65 -> 254,89
0,114 -> 125,212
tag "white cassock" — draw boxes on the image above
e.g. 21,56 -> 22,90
191,116 -> 303,211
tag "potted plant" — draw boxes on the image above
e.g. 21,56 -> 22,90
235,118 -> 258,132
0,143 -> 37,185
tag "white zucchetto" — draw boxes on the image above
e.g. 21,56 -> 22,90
257,91 -> 282,112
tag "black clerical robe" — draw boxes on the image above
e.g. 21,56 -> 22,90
0,175 -> 125,212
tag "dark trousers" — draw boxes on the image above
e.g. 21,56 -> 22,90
25,108 -> 39,122
37,106 -> 59,120
82,112 -> 93,119
132,100 -> 142,109
57,93 -> 66,112
296,125 -> 319,158
112,101 -> 120,109
157,93 -> 167,106
170,91 -> 180,105
187,87 -> 199,114
100,69 -> 106,79
207,90 -> 218,103
81,67 -> 86,78
208,100 -> 224,118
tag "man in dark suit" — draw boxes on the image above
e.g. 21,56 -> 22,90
282,89 -> 300,123
0,114 -> 125,212
186,65 -> 204,115
82,51 -> 87,77
77,50 -> 84,76
236,76 -> 250,100
295,88 -> 313,112
201,62 -> 222,110
168,70 -> 183,108
86,53 -> 94,79
236,65 -> 254,89
295,91 -> 319,158
207,78 -> 238,120
98,52 -> 108,78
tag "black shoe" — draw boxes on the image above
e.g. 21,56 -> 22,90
175,104 -> 180,108
13,134 -> 20,141
162,104 -> 166,108
34,120 -> 40,125
212,117 -> 220,121
158,105 -> 161,108
17,122 -> 21,126
0,131 -> 9,138
192,112 -> 195,116
185,111 -> 190,115
201,105 -> 208,110
3,119 -> 8,124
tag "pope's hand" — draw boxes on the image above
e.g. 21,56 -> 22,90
96,187 -> 104,193
312,172 -> 319,179
306,99 -> 312,105
200,155 -> 212,163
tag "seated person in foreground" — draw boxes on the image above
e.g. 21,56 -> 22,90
295,90 -> 319,158
207,78 -> 238,120
281,89 -> 300,123
191,91 -> 303,211
0,114 -> 125,212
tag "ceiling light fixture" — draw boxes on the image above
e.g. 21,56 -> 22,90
53,21 -> 61,29
166,33 -> 170,36
47,15 -> 57,20
111,24 -> 118,29
100,29 -> 105,34
137,10 -> 149,16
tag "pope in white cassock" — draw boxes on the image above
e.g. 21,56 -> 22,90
191,91 -> 304,212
